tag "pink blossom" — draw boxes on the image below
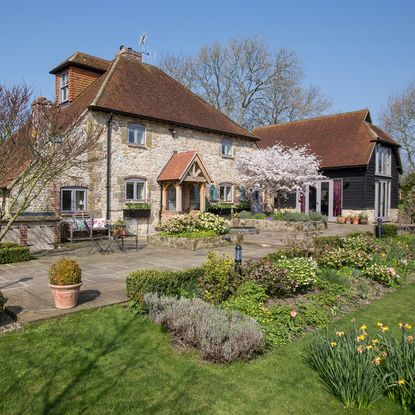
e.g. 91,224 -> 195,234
290,309 -> 298,318
387,267 -> 396,276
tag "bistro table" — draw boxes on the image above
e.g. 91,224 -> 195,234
105,224 -> 127,253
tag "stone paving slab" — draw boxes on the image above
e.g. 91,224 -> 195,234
0,224 -> 373,324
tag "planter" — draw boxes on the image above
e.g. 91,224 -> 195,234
337,216 -> 346,224
359,218 -> 368,224
345,218 -> 351,224
123,209 -> 151,219
49,282 -> 82,309
351,218 -> 359,225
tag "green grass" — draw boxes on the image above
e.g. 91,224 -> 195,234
1,285 -> 414,414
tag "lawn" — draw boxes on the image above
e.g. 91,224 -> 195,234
1,285 -> 414,414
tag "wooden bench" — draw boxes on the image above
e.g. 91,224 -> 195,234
62,212 -> 108,243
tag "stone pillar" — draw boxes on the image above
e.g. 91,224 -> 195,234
200,183 -> 206,212
19,225 -> 28,246
175,183 -> 182,212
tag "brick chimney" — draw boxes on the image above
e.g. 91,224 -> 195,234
116,46 -> 142,62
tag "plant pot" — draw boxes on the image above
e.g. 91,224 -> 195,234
352,218 -> 359,225
49,282 -> 82,309
123,209 -> 151,218
359,218 -> 368,224
337,216 -> 346,224
345,218 -> 351,224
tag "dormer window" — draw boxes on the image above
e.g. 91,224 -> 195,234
60,71 -> 69,103
221,139 -> 233,158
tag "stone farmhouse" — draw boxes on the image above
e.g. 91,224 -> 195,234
4,46 -> 258,245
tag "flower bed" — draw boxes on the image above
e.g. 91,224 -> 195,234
127,232 -> 415,361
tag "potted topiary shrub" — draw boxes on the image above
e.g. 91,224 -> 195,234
48,258 -> 82,309
123,202 -> 152,218
359,211 -> 368,224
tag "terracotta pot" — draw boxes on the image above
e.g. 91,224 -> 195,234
345,218 -> 351,224
337,216 -> 346,224
359,218 -> 368,224
49,282 -> 82,309
352,218 -> 359,225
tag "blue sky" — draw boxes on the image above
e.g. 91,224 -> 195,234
1,0 -> 414,124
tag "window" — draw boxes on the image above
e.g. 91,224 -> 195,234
128,124 -> 146,146
375,145 -> 391,176
219,184 -> 233,202
221,139 -> 233,157
61,187 -> 87,212
209,184 -> 218,201
60,72 -> 69,103
239,186 -> 246,201
125,179 -> 146,201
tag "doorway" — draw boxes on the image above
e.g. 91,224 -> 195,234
297,179 -> 342,221
375,180 -> 391,220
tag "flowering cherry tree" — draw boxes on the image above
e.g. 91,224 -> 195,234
237,144 -> 324,207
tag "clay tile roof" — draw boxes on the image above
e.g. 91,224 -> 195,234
50,52 -> 111,74
253,109 -> 400,169
157,151 -> 197,181
89,55 -> 256,140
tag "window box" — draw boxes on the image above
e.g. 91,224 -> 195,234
123,202 -> 152,218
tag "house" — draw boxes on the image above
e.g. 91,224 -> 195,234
253,110 -> 402,222
4,46 -> 258,240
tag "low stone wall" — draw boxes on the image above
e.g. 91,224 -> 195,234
235,218 -> 326,232
1,215 -> 61,252
148,234 -> 232,250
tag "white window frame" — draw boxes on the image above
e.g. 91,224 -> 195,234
221,139 -> 233,158
219,183 -> 233,202
125,179 -> 147,201
375,145 -> 392,177
128,124 -> 146,147
60,71 -> 69,103
60,187 -> 87,212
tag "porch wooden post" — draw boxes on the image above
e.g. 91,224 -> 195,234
200,183 -> 206,212
175,183 -> 182,212
161,183 -> 167,211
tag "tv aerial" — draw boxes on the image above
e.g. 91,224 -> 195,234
138,31 -> 156,62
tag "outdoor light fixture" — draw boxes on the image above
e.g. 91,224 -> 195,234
169,128 -> 178,139
78,199 -> 84,211
234,243 -> 242,273
376,217 -> 383,238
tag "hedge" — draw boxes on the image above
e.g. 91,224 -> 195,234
0,291 -> 5,320
0,243 -> 30,264
126,267 -> 205,306
375,223 -> 398,238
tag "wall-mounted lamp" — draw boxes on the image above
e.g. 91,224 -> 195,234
169,128 -> 178,139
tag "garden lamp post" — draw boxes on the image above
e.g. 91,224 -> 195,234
376,217 -> 382,238
234,243 -> 242,273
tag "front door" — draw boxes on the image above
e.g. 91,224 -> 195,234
189,184 -> 200,210
375,180 -> 391,220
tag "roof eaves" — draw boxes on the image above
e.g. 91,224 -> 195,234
88,104 -> 258,141
178,153 -> 197,183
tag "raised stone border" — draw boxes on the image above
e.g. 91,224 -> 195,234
148,234 -> 232,250
235,218 -> 326,232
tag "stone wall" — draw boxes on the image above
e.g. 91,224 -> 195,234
236,218 -> 326,232
341,209 -> 399,223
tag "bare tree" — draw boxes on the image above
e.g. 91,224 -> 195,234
0,82 -> 103,242
380,82 -> 415,171
159,37 -> 331,130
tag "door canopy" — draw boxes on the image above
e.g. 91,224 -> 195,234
157,151 -> 213,184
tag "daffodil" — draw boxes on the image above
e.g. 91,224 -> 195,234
374,356 -> 381,365
330,342 -> 337,348
360,324 -> 367,331
399,322 -> 404,329
405,323 -> 412,329
336,331 -> 344,337
366,345 -> 373,350
372,338 -> 380,344
357,345 -> 364,353
356,334 -> 365,342
377,322 -> 383,328
397,379 -> 405,386
381,325 -> 389,333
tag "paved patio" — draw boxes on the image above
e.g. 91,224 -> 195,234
0,223 -> 373,323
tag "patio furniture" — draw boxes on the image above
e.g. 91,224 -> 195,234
105,224 -> 127,253
63,212 -> 108,243
84,218 -> 110,255
120,228 -> 139,251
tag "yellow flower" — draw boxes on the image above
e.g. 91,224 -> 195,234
405,323 -> 412,329
399,322 -> 404,329
336,331 -> 345,337
377,322 -> 383,328
381,325 -> 389,333
331,342 -> 337,348
397,379 -> 405,386
381,253 -> 386,257
407,335 -> 414,343
381,351 -> 388,358
372,338 -> 380,344
374,356 -> 382,365
360,324 -> 367,331
366,345 -> 373,350
356,334 -> 365,342
357,346 -> 364,353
